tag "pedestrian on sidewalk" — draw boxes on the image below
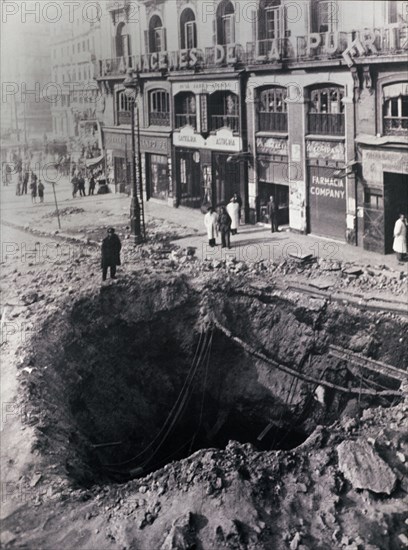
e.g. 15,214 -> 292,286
88,175 -> 96,195
22,171 -> 29,194
30,178 -> 37,204
71,174 -> 79,198
78,173 -> 86,197
393,213 -> 407,263
218,206 -> 232,249
233,193 -> 243,224
38,180 -> 45,203
101,227 -> 122,281
267,195 -> 278,233
16,173 -> 22,196
227,197 -> 240,235
204,206 -> 218,247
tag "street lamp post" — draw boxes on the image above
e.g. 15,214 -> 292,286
123,69 -> 145,244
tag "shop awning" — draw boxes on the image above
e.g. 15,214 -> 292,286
85,155 -> 104,168
383,82 -> 408,100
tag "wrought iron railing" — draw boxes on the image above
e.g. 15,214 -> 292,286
210,114 -> 239,133
308,113 -> 345,135
149,111 -> 170,126
258,111 -> 288,132
383,117 -> 408,135
175,114 -> 197,129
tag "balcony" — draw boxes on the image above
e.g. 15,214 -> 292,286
149,112 -> 170,126
118,111 -> 131,125
383,117 -> 408,135
258,112 -> 288,133
308,113 -> 345,136
175,114 -> 197,129
210,115 -> 239,133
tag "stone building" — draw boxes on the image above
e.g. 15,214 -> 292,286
95,0 -> 407,253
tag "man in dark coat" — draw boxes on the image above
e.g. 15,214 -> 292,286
218,206 -> 232,249
78,173 -> 86,197
101,227 -> 122,281
22,171 -> 29,194
267,195 -> 278,233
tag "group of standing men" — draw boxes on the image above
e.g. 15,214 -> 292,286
204,193 -> 242,248
71,173 -> 96,198
16,171 -> 45,203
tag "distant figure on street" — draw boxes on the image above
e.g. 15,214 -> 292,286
71,174 -> 79,198
204,206 -> 218,247
16,173 -> 22,196
267,195 -> 278,233
38,180 -> 45,203
227,197 -> 240,235
78,173 -> 86,197
101,227 -> 122,281
233,193 -> 243,224
30,178 -> 37,204
218,206 -> 232,249
393,213 -> 407,263
22,171 -> 29,194
88,175 -> 96,195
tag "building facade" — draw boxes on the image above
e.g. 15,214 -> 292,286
95,0 -> 407,253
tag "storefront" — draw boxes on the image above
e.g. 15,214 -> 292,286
306,139 -> 347,241
256,136 -> 289,226
140,133 -> 172,202
103,129 -> 132,193
171,78 -> 245,211
358,145 -> 408,254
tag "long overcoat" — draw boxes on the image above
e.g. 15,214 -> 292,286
101,234 -> 122,268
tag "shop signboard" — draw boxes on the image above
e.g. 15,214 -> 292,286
362,148 -> 408,187
256,137 -> 288,156
173,126 -> 241,152
306,140 -> 345,161
308,165 -> 346,240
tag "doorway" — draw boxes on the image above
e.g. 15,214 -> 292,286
384,172 -> 408,254
212,153 -> 241,205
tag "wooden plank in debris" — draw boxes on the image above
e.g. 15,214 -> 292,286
257,422 -> 274,442
288,252 -> 314,262
329,344 -> 407,382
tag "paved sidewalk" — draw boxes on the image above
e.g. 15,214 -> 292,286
1,181 -> 407,274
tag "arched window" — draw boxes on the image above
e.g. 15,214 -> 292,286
147,15 -> 166,53
216,0 -> 235,46
149,89 -> 170,126
308,85 -> 344,135
209,91 -> 239,132
180,8 -> 197,49
258,86 -> 287,132
175,92 -> 197,129
382,82 -> 408,135
116,90 -> 132,125
115,23 -> 131,59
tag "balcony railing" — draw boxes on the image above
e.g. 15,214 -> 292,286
118,111 -> 131,125
383,117 -> 408,135
175,114 -> 197,129
149,111 -> 170,126
308,113 -> 345,135
210,114 -> 239,133
258,112 -> 288,132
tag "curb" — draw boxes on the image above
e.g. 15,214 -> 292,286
1,220 -> 100,248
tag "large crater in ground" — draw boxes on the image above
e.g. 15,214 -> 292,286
26,274 -> 406,486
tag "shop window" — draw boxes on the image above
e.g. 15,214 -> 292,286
312,0 -> 338,33
116,90 -> 132,125
364,190 -> 383,210
180,8 -> 197,49
149,89 -> 170,126
146,15 -> 166,53
258,86 -> 287,132
209,91 -> 239,133
116,22 -> 132,59
308,85 -> 344,135
217,0 -> 235,46
382,82 -> 408,135
175,92 -> 197,129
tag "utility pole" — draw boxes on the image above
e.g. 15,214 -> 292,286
50,181 -> 61,229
